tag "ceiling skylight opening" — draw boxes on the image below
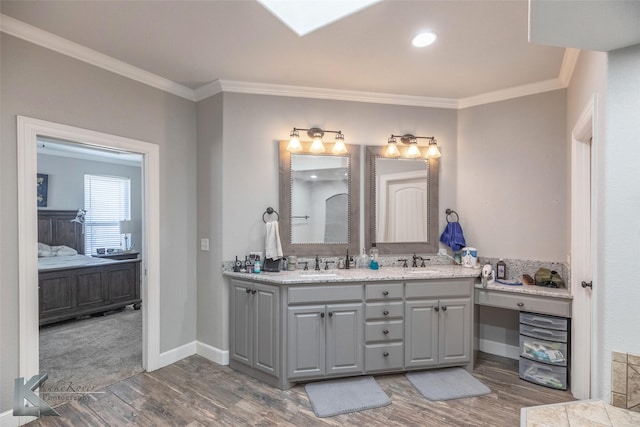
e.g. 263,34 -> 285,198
411,31 -> 438,48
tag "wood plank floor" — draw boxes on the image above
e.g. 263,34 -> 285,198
29,352 -> 574,426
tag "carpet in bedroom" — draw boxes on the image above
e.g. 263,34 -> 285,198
39,306 -> 143,402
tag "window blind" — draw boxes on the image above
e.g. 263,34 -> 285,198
84,174 -> 131,255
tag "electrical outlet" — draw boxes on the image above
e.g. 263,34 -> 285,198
200,238 -> 209,251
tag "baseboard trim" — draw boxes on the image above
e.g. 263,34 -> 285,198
157,341 -> 197,369
0,409 -> 35,427
479,339 -> 520,360
196,341 -> 229,366
156,341 -> 228,369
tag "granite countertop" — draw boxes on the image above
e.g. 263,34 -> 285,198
475,281 -> 573,299
223,264 -> 482,285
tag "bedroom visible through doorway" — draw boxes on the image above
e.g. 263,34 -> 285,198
36,138 -> 145,395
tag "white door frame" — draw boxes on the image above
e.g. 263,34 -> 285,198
570,95 -> 598,399
17,116 -> 161,384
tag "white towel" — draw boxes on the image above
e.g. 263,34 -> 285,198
265,221 -> 283,260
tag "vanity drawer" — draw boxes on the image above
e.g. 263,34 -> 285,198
365,302 -> 404,320
519,357 -> 567,390
406,280 -> 471,299
475,289 -> 572,318
365,283 -> 403,301
365,321 -> 404,342
365,343 -> 403,372
520,335 -> 568,366
520,323 -> 568,343
520,312 -> 568,331
288,285 -> 362,304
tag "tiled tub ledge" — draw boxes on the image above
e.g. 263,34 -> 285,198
521,400 -> 640,427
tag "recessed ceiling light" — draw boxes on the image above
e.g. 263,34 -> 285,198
412,31 -> 437,47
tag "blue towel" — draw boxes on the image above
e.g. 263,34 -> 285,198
440,221 -> 466,252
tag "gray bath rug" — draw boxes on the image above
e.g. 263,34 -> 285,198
406,367 -> 491,401
305,376 -> 391,417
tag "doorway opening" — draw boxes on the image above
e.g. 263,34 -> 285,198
570,95 -> 598,399
17,116 -> 161,391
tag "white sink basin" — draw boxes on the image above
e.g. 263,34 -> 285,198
299,273 -> 338,278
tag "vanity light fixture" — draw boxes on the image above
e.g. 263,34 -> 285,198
385,134 -> 441,159
287,127 -> 346,154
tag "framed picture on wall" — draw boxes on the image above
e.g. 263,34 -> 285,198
37,173 -> 48,207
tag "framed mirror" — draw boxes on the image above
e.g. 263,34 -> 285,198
279,141 -> 360,256
364,145 -> 439,255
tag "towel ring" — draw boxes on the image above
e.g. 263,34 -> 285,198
262,207 -> 280,223
445,208 -> 459,223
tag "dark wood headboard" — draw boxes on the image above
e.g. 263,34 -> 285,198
38,210 -> 85,254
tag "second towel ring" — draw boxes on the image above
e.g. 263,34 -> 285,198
445,208 -> 459,223
263,207 -> 280,223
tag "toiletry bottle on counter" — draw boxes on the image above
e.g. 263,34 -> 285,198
254,260 -> 261,274
496,259 -> 506,280
369,243 -> 379,262
358,249 -> 369,268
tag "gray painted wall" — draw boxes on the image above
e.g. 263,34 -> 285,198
1,33 -> 198,411
36,154 -> 143,253
196,93 -> 225,350
457,90 -> 568,262
601,43 -> 640,400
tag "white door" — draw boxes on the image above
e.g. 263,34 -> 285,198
378,170 -> 428,242
571,97 -> 596,399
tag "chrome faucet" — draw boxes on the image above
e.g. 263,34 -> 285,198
315,255 -> 321,271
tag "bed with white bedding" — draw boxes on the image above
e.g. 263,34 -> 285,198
38,210 -> 141,326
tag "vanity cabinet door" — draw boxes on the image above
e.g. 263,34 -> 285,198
287,305 -> 325,379
438,297 -> 471,364
230,281 -> 254,366
325,303 -> 364,376
253,283 -> 280,376
405,299 -> 439,368
230,280 -> 280,377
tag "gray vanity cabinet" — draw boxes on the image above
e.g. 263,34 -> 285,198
287,303 -> 364,379
287,285 -> 364,380
229,279 -> 280,378
405,280 -> 472,369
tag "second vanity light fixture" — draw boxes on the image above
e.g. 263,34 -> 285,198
287,127 -> 347,154
385,134 -> 441,159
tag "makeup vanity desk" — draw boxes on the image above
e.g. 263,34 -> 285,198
474,282 -> 572,318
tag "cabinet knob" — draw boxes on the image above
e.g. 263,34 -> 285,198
328,312 -> 333,317
441,305 -> 447,311
383,310 -> 389,316
434,306 -> 439,312
383,329 -> 389,335
382,290 -> 389,296
320,312 -> 325,318
245,288 -> 251,294
383,351 -> 389,357
251,290 -> 256,294
517,302 -> 524,307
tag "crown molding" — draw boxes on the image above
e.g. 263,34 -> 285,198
212,80 -> 460,109
2,13 -> 576,109
559,48 -> 580,86
193,80 -> 224,102
0,14 -> 196,101
457,77 -> 566,109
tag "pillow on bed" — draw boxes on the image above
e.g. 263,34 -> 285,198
38,242 -> 53,257
38,243 -> 78,257
52,245 -> 78,256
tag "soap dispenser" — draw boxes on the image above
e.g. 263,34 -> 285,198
357,249 -> 369,269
